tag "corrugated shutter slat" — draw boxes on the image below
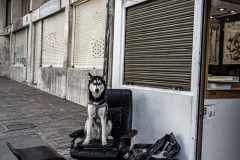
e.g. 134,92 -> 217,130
124,0 -> 194,90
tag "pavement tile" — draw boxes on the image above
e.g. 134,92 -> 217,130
0,77 -> 86,160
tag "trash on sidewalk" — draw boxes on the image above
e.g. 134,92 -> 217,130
127,133 -> 180,160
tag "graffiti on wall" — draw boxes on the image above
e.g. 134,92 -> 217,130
42,32 -> 58,66
14,45 -> 26,65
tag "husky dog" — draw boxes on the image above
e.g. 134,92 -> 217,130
82,73 -> 112,146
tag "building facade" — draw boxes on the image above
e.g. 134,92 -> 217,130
0,0 -> 113,107
1,0 -> 240,160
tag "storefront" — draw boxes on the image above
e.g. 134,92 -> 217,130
200,0 -> 240,159
11,28 -> 28,82
112,0 -> 203,159
113,0 -> 240,159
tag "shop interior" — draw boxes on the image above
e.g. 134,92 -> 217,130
206,0 -> 240,98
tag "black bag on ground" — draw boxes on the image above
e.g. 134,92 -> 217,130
127,133 -> 180,160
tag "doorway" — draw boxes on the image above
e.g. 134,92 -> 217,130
201,0 -> 240,159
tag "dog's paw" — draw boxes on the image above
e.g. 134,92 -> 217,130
74,138 -> 84,147
102,140 -> 108,146
107,136 -> 113,140
82,139 -> 90,145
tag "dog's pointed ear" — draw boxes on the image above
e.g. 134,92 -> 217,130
102,74 -> 107,81
88,73 -> 93,80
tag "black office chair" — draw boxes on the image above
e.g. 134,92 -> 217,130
69,89 -> 138,160
6,142 -> 66,160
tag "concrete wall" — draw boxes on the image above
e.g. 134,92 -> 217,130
0,0 -> 6,33
32,0 -> 49,10
66,69 -> 103,107
12,0 -> 22,24
10,66 -> 26,82
0,0 -> 10,77
38,67 -> 66,98
1,38 -> 10,77
202,99 -> 240,160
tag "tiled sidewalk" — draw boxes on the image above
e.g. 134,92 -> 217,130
0,77 -> 87,160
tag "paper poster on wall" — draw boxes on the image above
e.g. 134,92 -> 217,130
223,21 -> 240,64
209,27 -> 220,65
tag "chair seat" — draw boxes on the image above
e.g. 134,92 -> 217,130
77,138 -> 121,149
71,139 -> 121,160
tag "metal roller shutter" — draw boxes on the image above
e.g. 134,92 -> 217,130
73,0 -> 106,69
33,21 -> 42,84
15,29 -> 28,65
124,0 -> 194,91
42,12 -> 65,67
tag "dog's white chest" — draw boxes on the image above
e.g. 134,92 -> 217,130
88,103 -> 106,118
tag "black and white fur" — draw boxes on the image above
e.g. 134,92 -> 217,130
82,73 -> 112,146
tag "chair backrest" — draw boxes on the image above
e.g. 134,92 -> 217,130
106,89 -> 132,139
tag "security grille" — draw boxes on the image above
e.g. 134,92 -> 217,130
124,0 -> 194,91
73,0 -> 106,69
42,12 -> 65,67
14,29 -> 28,65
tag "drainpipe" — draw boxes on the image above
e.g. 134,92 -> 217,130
32,22 -> 36,84
40,20 -> 43,67
103,0 -> 111,88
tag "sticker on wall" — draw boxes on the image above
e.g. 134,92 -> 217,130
23,14 -> 31,26
32,8 -> 39,22
223,21 -> 240,64
204,104 -> 215,120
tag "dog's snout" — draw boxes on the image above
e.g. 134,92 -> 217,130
95,88 -> 99,92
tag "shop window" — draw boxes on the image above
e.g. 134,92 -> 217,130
124,0 -> 195,91
206,0 -> 240,98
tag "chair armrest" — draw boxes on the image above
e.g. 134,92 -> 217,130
69,129 -> 85,138
121,129 -> 138,140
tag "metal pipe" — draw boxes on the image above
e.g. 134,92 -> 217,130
197,0 -> 211,159
103,0 -> 111,88
40,20 -> 43,67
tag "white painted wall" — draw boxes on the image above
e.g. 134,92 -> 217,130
112,0 -> 204,159
202,99 -> 240,160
